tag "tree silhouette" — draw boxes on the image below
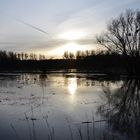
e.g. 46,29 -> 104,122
97,9 -> 140,56
98,78 -> 140,139
96,9 -> 140,75
63,51 -> 75,59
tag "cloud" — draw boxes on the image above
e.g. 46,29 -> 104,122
0,0 -> 139,56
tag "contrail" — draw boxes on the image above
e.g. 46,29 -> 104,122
0,12 -> 48,35
16,19 -> 48,35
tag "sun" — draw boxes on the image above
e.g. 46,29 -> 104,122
48,42 -> 93,58
48,42 -> 85,56
58,30 -> 86,40
62,42 -> 83,53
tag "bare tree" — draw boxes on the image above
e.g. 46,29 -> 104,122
96,9 -> 140,57
21,52 -> 24,60
63,51 -> 69,59
25,53 -> 28,60
63,51 -> 75,59
69,52 -> 75,59
76,51 -> 86,59
39,54 -> 46,60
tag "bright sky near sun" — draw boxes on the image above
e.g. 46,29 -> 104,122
0,0 -> 140,58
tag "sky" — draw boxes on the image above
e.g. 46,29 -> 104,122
0,0 -> 140,58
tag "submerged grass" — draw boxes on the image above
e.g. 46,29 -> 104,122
10,115 -> 124,140
10,123 -> 21,140
66,116 -> 74,140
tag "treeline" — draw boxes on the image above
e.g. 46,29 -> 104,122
63,50 -> 120,59
0,49 -> 124,73
0,49 -> 139,75
0,50 -> 46,61
63,50 -> 140,75
0,49 -> 120,61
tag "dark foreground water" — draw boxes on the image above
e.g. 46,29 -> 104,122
0,72 -> 139,140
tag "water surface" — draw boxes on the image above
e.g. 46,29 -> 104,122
0,73 -> 139,140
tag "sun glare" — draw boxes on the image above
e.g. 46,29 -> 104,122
68,78 -> 77,95
63,42 -> 83,53
59,30 -> 86,40
48,42 -> 90,57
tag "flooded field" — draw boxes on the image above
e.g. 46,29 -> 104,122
0,72 -> 139,140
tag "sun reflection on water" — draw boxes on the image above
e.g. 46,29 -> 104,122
68,78 -> 77,95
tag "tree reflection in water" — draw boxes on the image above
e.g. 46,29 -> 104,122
98,78 -> 140,139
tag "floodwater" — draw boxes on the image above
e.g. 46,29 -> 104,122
0,72 -> 139,140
